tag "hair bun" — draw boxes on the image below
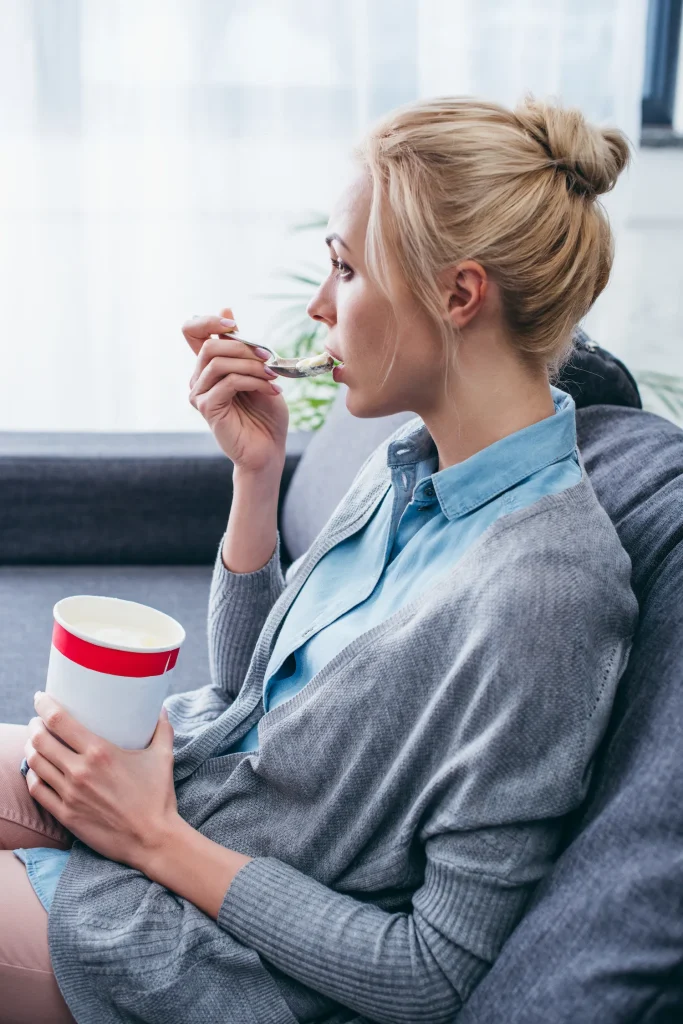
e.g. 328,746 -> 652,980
515,96 -> 631,198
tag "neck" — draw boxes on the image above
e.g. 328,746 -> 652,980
415,339 -> 556,472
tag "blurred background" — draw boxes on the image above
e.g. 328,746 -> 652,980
0,0 -> 681,432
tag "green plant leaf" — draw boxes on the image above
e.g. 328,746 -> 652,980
260,214 -> 339,431
285,271 -> 325,288
290,214 -> 329,233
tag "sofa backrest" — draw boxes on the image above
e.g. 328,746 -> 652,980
459,404 -> 683,1022
0,431 -> 309,565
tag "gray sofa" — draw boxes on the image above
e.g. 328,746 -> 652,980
0,430 -> 309,723
1,335 -> 681,1020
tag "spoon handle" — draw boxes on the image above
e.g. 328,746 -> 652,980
220,330 -> 278,361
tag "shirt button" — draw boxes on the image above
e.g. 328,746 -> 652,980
424,484 -> 435,498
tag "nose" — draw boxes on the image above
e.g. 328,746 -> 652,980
306,282 -> 336,328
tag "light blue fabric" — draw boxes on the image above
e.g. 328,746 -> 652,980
13,847 -> 71,913
230,384 -> 581,754
14,384 -> 580,913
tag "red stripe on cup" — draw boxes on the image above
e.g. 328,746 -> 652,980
52,622 -> 180,678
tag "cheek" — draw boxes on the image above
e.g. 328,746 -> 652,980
338,282 -> 395,359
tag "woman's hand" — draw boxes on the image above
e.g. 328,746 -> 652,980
26,692 -> 252,915
183,306 -> 289,475
25,692 -> 180,872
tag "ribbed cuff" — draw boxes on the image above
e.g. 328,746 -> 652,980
219,857 -> 364,1003
208,532 -> 286,700
209,530 -> 285,614
414,857 -> 531,965
219,857 -> 305,948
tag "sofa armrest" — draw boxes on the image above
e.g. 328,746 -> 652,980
0,430 -> 312,566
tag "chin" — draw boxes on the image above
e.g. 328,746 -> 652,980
343,383 -> 414,421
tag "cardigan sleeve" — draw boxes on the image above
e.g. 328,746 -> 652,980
219,848 -> 499,1024
207,530 -> 286,700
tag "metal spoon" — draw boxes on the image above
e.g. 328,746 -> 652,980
220,331 -> 336,379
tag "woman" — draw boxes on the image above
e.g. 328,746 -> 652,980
0,97 -> 638,1024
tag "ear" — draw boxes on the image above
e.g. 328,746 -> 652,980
438,260 -> 488,329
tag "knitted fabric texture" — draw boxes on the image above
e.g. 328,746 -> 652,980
48,417 -> 638,1024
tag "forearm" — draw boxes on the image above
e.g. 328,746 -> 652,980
137,826 -> 465,1024
141,814 -> 251,919
223,464 -> 283,573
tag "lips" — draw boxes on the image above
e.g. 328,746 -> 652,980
325,347 -> 344,366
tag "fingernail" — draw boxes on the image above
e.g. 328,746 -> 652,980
270,382 -> 283,393
264,366 -> 278,378
220,318 -> 237,329
33,690 -> 43,703
254,347 -> 272,359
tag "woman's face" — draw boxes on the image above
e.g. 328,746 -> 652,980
307,171 -> 446,419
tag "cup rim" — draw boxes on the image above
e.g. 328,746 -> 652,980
53,595 -> 186,654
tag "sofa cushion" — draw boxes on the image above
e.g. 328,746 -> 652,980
0,565 -> 213,724
281,332 -> 642,562
458,403 -> 683,1022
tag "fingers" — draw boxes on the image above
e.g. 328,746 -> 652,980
28,715 -> 79,773
190,355 -> 277,400
182,313 -> 239,356
190,372 -> 282,413
25,768 -> 65,819
33,692 -> 99,757
24,738 -> 67,795
189,335 -> 267,389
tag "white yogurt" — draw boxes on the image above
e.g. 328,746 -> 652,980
76,622 -> 161,649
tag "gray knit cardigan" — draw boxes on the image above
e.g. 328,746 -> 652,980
48,418 -> 638,1024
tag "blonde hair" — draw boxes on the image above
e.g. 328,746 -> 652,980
353,95 -> 631,381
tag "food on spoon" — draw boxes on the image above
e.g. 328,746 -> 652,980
295,352 -> 337,376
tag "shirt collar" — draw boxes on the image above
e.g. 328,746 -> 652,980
386,385 -> 578,520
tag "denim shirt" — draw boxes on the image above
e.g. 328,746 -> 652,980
15,384 -> 581,912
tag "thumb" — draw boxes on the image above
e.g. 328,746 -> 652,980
153,706 -> 174,748
220,306 -> 237,327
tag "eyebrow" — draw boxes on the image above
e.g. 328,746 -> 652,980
325,233 -> 350,252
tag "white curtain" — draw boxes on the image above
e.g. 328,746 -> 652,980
0,0 -> 648,431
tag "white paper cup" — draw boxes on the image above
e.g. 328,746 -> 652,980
46,595 -> 186,749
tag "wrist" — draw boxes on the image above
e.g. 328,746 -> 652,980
232,462 -> 284,493
134,811 -> 187,881
136,813 -> 253,919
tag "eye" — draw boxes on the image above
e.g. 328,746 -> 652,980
330,257 -> 353,281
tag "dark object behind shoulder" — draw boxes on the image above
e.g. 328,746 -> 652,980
555,328 -> 642,411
